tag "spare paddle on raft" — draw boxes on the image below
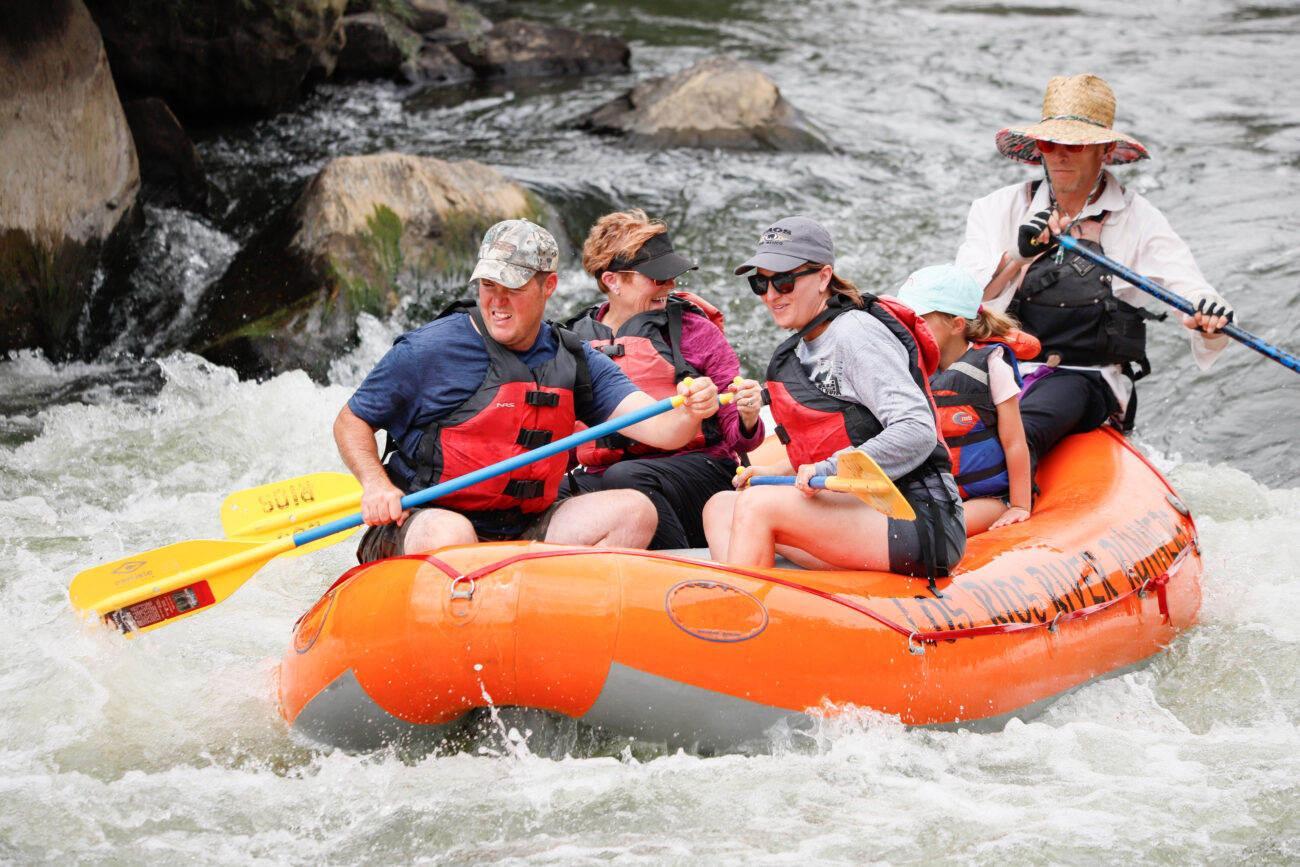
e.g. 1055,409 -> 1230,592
746,449 -> 916,521
220,472 -> 362,553
69,384 -> 728,635
1054,233 -> 1300,375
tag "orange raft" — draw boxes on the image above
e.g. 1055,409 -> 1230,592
277,427 -> 1202,753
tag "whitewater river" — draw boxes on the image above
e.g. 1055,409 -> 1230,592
4,1 -> 1300,863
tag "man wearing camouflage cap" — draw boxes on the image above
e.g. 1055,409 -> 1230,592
334,218 -> 720,560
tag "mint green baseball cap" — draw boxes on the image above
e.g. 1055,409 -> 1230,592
895,264 -> 982,319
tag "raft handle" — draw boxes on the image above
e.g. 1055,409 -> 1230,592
450,576 -> 475,601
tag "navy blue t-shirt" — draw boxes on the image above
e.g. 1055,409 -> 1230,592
348,312 -> 638,489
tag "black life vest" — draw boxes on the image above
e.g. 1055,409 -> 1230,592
763,293 -> 956,581
388,302 -> 592,521
566,294 -> 722,466
1013,192 -> 1163,379
931,342 -> 1022,498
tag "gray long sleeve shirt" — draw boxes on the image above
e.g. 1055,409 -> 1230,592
795,308 -> 955,500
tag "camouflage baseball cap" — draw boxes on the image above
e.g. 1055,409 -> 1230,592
469,219 -> 560,289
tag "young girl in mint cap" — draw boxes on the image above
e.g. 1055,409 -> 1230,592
895,264 -> 1034,534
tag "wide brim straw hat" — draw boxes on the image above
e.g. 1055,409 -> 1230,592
995,74 -> 1149,166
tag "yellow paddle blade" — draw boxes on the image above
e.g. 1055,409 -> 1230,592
68,537 -> 289,634
836,451 -> 916,521
220,472 -> 362,555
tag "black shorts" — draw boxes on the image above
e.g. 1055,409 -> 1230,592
886,478 -> 967,578
354,501 -> 563,563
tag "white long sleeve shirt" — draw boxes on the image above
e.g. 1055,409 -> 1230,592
955,171 -> 1230,411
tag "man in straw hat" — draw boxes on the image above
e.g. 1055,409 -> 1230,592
334,218 -> 721,561
955,74 -> 1233,464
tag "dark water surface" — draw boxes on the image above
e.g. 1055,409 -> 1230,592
3,1 -> 1300,864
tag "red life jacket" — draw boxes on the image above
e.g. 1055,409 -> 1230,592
567,293 -> 723,467
931,341 -> 1023,498
402,304 -> 592,517
997,328 -> 1042,361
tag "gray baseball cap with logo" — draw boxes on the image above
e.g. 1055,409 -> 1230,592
733,215 -> 836,275
469,219 -> 560,289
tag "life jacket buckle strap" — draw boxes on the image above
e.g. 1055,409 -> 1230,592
596,433 -> 631,450
525,390 -> 560,407
503,479 -> 546,500
516,429 -> 554,449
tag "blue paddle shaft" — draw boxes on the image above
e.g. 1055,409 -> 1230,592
289,393 -> 686,548
1055,234 -> 1300,374
748,476 -> 832,489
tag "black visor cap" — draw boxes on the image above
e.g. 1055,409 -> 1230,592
607,231 -> 699,281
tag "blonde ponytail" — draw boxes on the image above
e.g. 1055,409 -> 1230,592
963,306 -> 1019,342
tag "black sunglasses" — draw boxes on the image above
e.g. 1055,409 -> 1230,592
748,267 -> 821,296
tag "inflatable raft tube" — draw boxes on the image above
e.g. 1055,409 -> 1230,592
277,427 -> 1202,753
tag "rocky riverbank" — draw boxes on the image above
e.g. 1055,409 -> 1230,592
1,0 -> 823,379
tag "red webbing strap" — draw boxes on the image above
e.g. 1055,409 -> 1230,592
294,554 -> 459,630
311,542 -> 1191,649
451,547 -> 917,638
320,553 -> 459,595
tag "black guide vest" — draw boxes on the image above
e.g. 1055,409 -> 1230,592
1012,182 -> 1166,380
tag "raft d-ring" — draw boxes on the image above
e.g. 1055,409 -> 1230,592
906,632 -> 926,656
1133,567 -> 1149,599
1048,611 -> 1064,633
449,576 -> 475,601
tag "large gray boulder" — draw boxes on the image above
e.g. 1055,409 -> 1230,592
579,55 -> 829,152
334,12 -> 421,79
408,0 -> 491,41
348,13 -> 628,88
448,19 -> 629,81
122,97 -> 209,210
0,0 -> 140,358
83,0 -> 349,119
189,153 -> 555,381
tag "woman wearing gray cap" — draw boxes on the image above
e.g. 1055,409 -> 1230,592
560,209 -> 766,549
703,216 -> 965,581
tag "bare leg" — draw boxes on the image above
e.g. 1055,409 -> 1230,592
545,489 -> 658,548
724,487 -> 892,570
400,508 -> 477,553
960,497 -> 1007,536
702,490 -> 739,559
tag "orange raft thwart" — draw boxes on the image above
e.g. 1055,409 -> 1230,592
277,427 -> 1202,753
